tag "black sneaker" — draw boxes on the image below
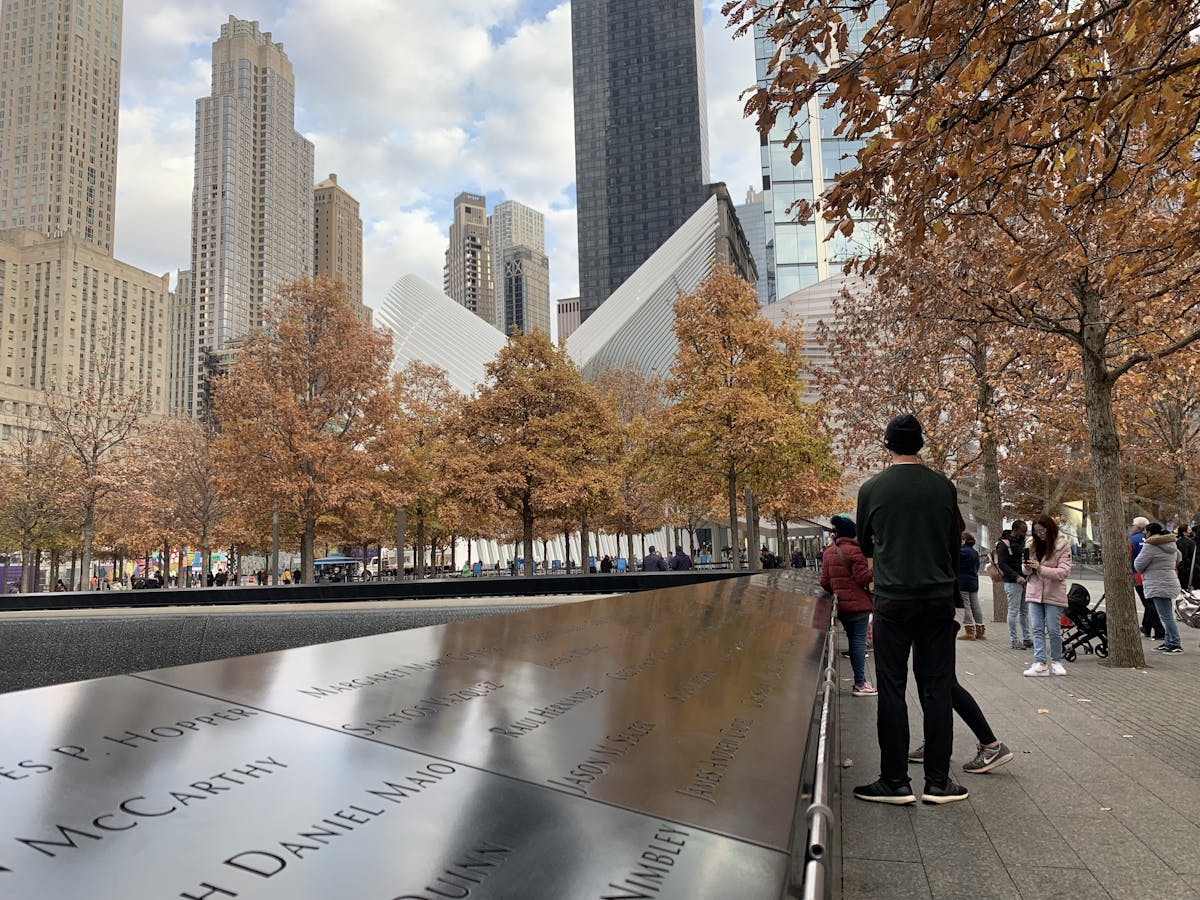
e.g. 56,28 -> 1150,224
922,778 -> 969,805
1162,646 -> 1184,654
907,744 -> 924,763
1022,639 -> 1034,648
853,778 -> 916,805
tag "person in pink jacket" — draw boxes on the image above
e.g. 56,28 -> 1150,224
1022,514 -> 1073,676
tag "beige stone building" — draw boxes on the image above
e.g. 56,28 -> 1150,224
556,297 -> 581,345
314,173 -> 368,323
443,192 -> 494,326
0,228 -> 171,439
0,0 -> 122,254
185,16 -> 314,418
489,200 -> 545,332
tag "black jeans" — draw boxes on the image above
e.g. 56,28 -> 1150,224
1136,582 -> 1164,638
873,593 -> 958,785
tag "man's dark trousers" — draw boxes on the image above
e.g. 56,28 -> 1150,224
873,593 -> 958,785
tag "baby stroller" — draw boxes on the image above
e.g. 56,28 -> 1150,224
1060,583 -> 1108,662
1176,588 -> 1200,629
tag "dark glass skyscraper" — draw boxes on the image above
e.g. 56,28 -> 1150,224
572,0 -> 710,322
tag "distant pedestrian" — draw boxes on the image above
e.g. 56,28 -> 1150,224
669,546 -> 692,571
642,546 -> 667,572
600,554 -> 613,573
1022,514 -> 1072,677
1131,516 -> 1165,639
1135,522 -> 1183,654
996,522 -> 1032,649
1176,525 -> 1198,591
852,414 -> 967,806
958,533 -> 985,640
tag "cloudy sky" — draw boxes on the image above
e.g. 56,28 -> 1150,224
113,0 -> 763,310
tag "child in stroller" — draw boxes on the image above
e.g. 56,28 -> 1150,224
1060,583 -> 1108,662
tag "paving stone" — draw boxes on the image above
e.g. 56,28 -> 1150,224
842,858 -> 931,900
1006,866 -> 1111,900
923,856 -> 1020,900
1088,863 -> 1200,900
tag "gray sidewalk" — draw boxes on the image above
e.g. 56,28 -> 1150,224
839,599 -> 1200,900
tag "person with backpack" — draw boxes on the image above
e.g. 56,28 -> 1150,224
958,532 -> 985,640
996,522 -> 1033,650
819,515 -> 876,697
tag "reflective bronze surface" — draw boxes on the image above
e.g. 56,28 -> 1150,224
1,572 -> 829,897
0,676 -> 785,898
142,573 -> 829,849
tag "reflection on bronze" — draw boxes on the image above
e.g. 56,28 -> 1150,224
1,572 -> 828,897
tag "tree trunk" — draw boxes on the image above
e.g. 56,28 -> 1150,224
21,543 -> 32,593
745,487 -> 760,571
80,507 -> 96,590
581,516 -> 590,570
416,504 -> 426,578
301,516 -> 316,584
522,495 -> 535,576
1081,337 -> 1143,668
69,550 -> 77,591
162,539 -> 170,588
727,465 -> 740,570
980,421 -> 1005,624
395,508 -> 406,581
626,521 -> 635,569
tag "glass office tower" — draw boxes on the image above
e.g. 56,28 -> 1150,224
572,0 -> 710,322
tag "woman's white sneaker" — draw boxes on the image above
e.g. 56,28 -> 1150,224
1023,662 -> 1050,677
1049,661 -> 1067,676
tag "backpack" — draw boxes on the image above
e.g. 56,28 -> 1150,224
984,547 -> 1004,583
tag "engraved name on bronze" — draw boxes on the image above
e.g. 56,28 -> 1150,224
545,719 -> 656,796
341,681 -> 505,736
674,718 -> 755,805
602,823 -> 691,899
178,763 -> 458,899
488,686 -> 605,738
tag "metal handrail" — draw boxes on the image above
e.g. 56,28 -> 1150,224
798,604 -> 839,900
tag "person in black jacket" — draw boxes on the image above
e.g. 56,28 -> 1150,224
1177,526 -> 1198,590
958,533 -> 984,640
995,522 -> 1032,650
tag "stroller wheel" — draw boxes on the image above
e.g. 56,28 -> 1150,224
1096,645 -> 1108,658
1063,647 -> 1076,662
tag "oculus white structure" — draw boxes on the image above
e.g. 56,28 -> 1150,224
375,275 -> 507,396
566,185 -> 757,381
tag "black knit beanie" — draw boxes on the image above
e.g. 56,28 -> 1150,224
884,414 -> 925,455
831,516 -> 857,539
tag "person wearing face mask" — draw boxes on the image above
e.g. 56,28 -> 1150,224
1022,514 -> 1073,677
1135,522 -> 1184,654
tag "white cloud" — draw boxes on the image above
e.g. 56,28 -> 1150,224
112,1 -> 760,310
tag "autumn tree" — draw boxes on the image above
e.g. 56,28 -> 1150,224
211,276 -> 394,584
731,0 -> 1200,666
456,331 -> 614,576
0,430 -> 79,591
44,331 -> 150,589
663,264 -> 813,569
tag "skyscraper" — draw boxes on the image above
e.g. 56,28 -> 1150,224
443,192 -> 494,327
500,246 -> 551,337
186,17 -> 315,417
572,0 -> 710,322
0,0 -> 122,253
314,173 -> 367,322
489,200 -> 545,331
755,7 -> 881,303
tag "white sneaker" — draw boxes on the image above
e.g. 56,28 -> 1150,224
1023,662 -> 1050,677
1049,661 -> 1067,676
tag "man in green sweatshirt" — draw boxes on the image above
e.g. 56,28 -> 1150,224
852,414 -> 968,806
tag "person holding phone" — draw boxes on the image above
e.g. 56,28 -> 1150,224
1022,514 -> 1072,676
